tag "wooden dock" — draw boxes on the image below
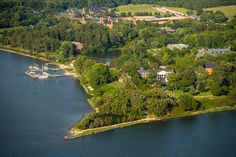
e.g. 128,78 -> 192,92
25,63 -> 72,79
48,74 -> 72,78
25,71 -> 38,78
25,71 -> 72,79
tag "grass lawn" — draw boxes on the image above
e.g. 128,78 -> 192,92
194,91 -> 212,96
196,96 -> 236,109
170,93 -> 236,115
204,5 -> 236,19
166,90 -> 213,98
115,4 -> 197,16
116,4 -> 160,15
92,81 -> 125,96
166,90 -> 187,97
166,89 -> 236,111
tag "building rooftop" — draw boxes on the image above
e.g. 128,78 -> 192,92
203,63 -> 215,68
160,27 -> 175,32
167,44 -> 189,50
206,48 -> 230,54
72,42 -> 83,50
157,69 -> 174,73
138,67 -> 149,74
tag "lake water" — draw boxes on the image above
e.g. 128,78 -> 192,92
86,50 -> 121,65
0,50 -> 236,157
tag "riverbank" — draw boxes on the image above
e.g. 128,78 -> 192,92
1,46 -> 236,140
65,105 -> 236,140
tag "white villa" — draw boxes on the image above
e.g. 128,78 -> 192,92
156,69 -> 174,83
167,44 -> 189,50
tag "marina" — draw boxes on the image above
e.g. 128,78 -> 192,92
25,63 -> 72,79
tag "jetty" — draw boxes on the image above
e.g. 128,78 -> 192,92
25,63 -> 72,79
42,63 -> 61,71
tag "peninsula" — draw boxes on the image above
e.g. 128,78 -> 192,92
1,0 -> 236,140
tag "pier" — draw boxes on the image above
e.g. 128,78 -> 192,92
25,63 -> 72,79
25,71 -> 72,79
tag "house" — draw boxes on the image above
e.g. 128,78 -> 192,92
80,17 -> 87,24
196,48 -> 231,58
156,69 -> 173,83
160,27 -> 175,33
105,17 -> 116,29
167,44 -> 189,50
205,48 -> 230,55
98,17 -> 116,28
72,42 -> 83,51
80,17 -> 117,28
137,67 -> 149,78
203,63 -> 215,75
118,73 -> 132,83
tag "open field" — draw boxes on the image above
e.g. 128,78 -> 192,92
116,4 -> 160,15
115,4 -> 195,16
205,5 -> 236,19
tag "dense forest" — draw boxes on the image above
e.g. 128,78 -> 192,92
1,0 -> 236,28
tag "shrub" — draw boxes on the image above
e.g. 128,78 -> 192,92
210,83 -> 224,96
178,94 -> 200,111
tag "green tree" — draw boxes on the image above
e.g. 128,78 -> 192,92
74,56 -> 96,74
210,83 -> 224,96
197,82 -> 206,92
228,88 -> 236,99
89,64 -> 113,87
230,40 -> 236,51
178,94 -> 198,111
57,41 -> 75,62
187,10 -> 194,16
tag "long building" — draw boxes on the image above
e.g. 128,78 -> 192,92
120,16 -> 189,25
78,15 -> 189,28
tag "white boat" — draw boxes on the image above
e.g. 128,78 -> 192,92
38,75 -> 49,79
38,65 -> 49,79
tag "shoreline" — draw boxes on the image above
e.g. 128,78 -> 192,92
0,46 -> 78,78
1,46 -> 236,140
65,105 -> 236,140
0,46 -> 100,111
